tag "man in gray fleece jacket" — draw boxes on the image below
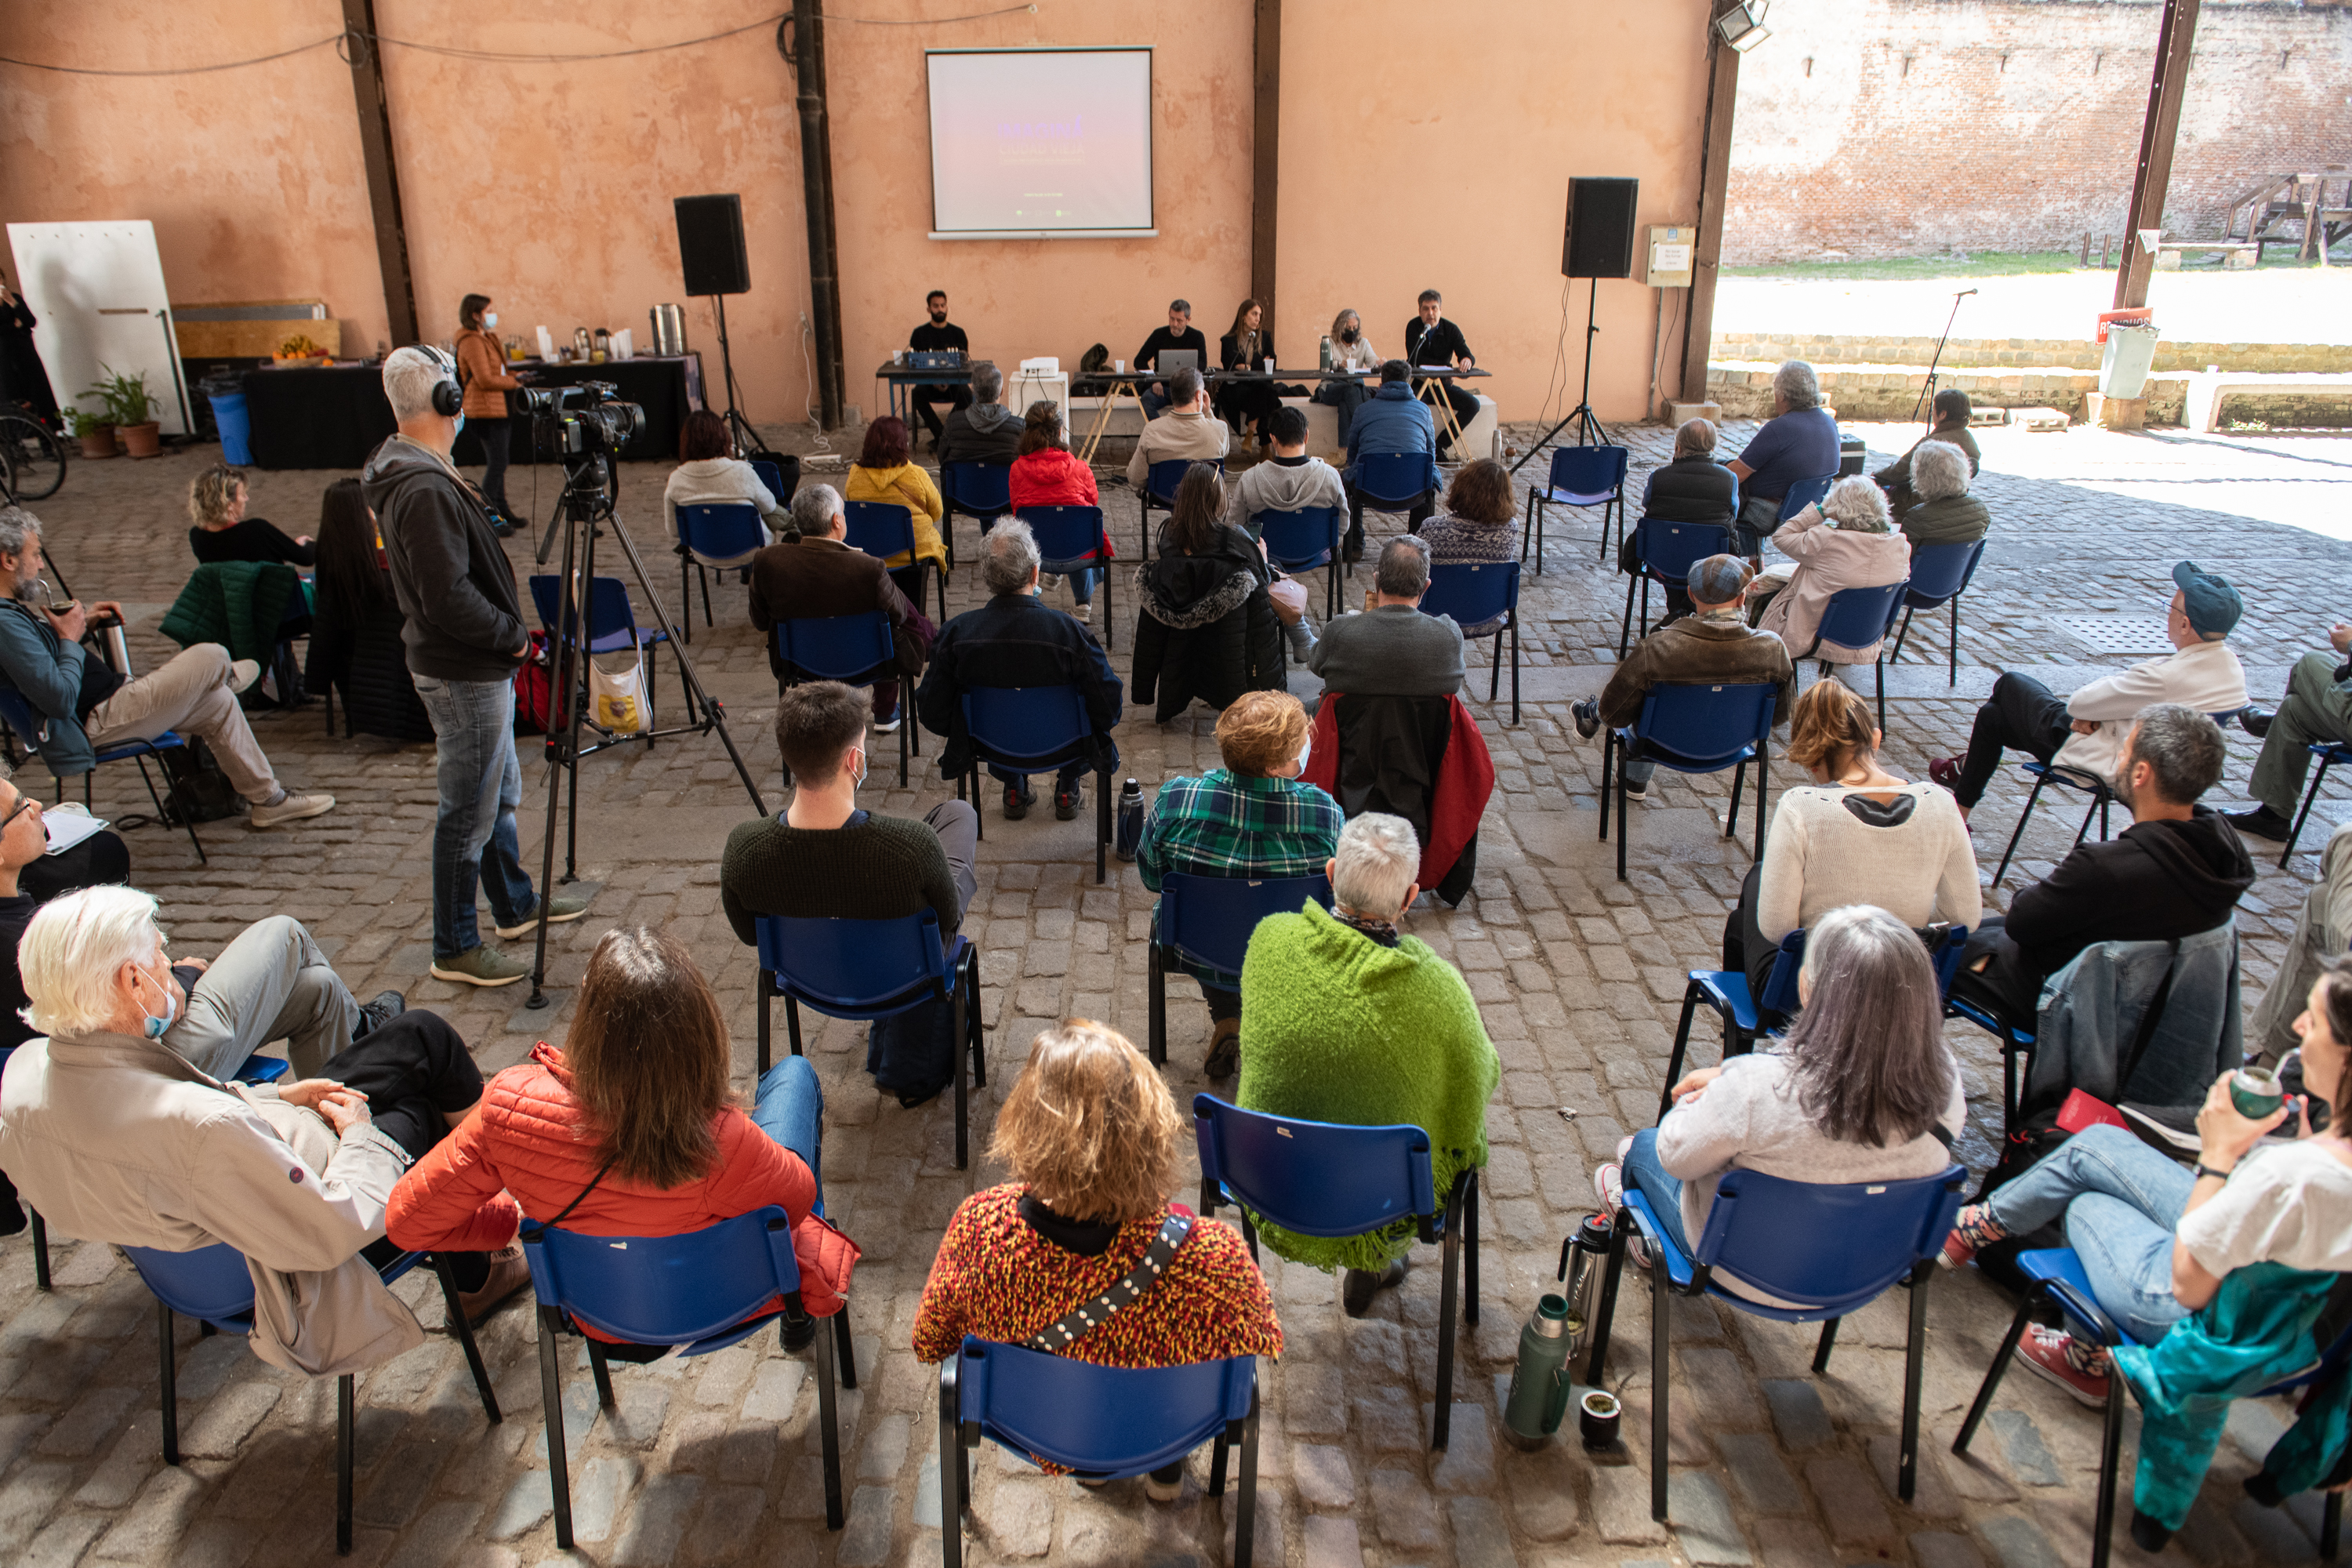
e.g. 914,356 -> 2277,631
1223,407 -> 1346,539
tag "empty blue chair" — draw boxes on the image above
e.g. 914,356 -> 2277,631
954,684 -> 1116,883
1347,453 -> 1437,566
750,458 -> 792,503
522,1206 -> 851,1544
1583,1163 -> 1965,1523
1137,456 -> 1206,561
674,500 -> 768,637
1886,539 -> 1988,684
1522,443 -> 1630,572
844,499 -> 947,622
938,1338 -> 1261,1568
0,684 -> 204,862
122,1240 -> 499,1554
2281,740 -> 2352,869
1617,518 -> 1735,657
528,572 -> 692,739
1192,1095 -> 1479,1449
1254,505 -> 1344,621
773,614 -> 920,786
756,909 -> 985,1166
1019,504 -> 1117,648
1146,873 -> 1331,1066
1421,560 -> 1522,724
1777,474 -> 1835,524
1797,579 -> 1910,735
1600,681 -> 1779,881
941,461 -> 1013,569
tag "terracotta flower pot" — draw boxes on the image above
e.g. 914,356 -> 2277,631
78,425 -> 118,459
121,421 -> 163,459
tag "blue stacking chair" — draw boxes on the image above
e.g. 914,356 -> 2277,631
1421,560 -> 1523,724
1138,457 -> 1204,561
0,684 -> 205,862
2281,741 -> 2352,869
1617,518 -> 1735,656
1521,443 -> 1630,572
750,458 -> 792,503
1955,1250 -> 2349,1568
844,500 -> 947,622
1019,504 -> 1117,648
522,1207 -> 853,1545
755,909 -> 984,1166
940,461 -> 1013,570
1192,1096 -> 1479,1449
938,1338 -> 1262,1568
1777,474 -> 1835,525
1348,454 -> 1437,565
774,614 -> 920,786
1797,579 -> 1910,735
1583,1163 -> 1966,1523
674,500 -> 768,637
122,1240 -> 500,1555
528,572 -> 692,735
1599,681 -> 1780,881
954,684 -> 1116,883
1254,505 -> 1344,622
1990,709 -> 2249,891
1886,539 -> 1988,684
1146,873 -> 1330,1067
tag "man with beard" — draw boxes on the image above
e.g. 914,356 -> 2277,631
908,289 -> 973,447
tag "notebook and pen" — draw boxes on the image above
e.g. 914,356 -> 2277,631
42,804 -> 109,856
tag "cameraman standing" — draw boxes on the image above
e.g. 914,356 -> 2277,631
364,347 -> 589,989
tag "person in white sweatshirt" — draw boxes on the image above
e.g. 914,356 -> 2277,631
662,409 -> 787,545
1222,407 -> 1346,539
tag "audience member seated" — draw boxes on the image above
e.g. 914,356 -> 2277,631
1309,535 -> 1463,702
304,477 -> 434,742
844,416 -> 947,608
1571,554 -> 1791,803
2220,619 -> 2352,844
1747,475 -> 1911,662
1215,297 -> 1280,448
1225,406 -> 1345,543
0,886 -> 531,1361
1929,562 -> 2249,823
913,1018 -> 1282,1501
1622,417 -> 1740,614
916,524 -> 1123,823
1948,705 -> 2254,1034
1138,691 -> 1342,1079
1125,366 -> 1230,492
1010,400 -> 1107,623
1726,359 -> 1841,557
1134,464 -> 1289,720
2252,819 -> 2352,1065
1937,966 -> 2352,1550
1314,308 -> 1381,448
1895,440 -> 1990,549
662,408 -> 787,545
187,463 -> 313,567
1594,904 -> 1966,1296
1403,290 -> 1478,460
387,925 -> 857,1352
1721,680 -> 1979,1018
1237,812 -> 1498,1315
935,361 -> 1023,468
748,485 -> 932,733
1340,361 -> 1440,562
1419,459 -> 1518,640
1134,298 -> 1211,420
1876,388 -> 1982,521
0,506 -> 335,828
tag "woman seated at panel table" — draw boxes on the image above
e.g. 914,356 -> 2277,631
187,463 -> 314,567
1215,298 -> 1283,451
844,415 -> 948,610
662,408 -> 787,546
1313,308 -> 1381,448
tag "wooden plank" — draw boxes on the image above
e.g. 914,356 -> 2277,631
2115,0 -> 2203,310
1676,9 -> 1742,414
339,0 -> 417,347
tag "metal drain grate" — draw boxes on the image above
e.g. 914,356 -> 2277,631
2054,615 -> 2174,657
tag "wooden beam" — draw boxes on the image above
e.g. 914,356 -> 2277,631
1251,0 -> 1280,350
1677,9 -> 1742,416
2114,0 -> 2202,310
339,1 -> 417,347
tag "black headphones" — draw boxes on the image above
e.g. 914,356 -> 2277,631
416,344 -> 464,417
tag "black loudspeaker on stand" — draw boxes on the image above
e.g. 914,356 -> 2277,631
1512,177 -> 1639,474
673,194 -> 761,456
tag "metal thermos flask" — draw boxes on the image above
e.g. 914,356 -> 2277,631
650,304 -> 687,357
1502,1294 -> 1579,1447
1319,334 -> 1333,370
1114,779 -> 1145,862
1561,1211 -> 1614,1345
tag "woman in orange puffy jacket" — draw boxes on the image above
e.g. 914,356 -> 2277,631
387,925 -> 858,1345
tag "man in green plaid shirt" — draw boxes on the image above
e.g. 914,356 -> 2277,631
1138,692 -> 1343,1080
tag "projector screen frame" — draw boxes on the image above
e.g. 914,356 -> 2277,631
924,46 -> 1158,242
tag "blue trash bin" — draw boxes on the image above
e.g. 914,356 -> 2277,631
209,391 -> 253,466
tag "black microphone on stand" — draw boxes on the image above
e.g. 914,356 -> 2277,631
1912,290 -> 1978,426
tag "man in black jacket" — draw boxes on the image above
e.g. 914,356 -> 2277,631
933,361 -> 1023,469
1135,299 -> 1209,420
907,289 -> 972,445
916,521 -> 1123,821
1403,289 -> 1478,458
363,347 -> 588,988
1950,703 -> 2254,1031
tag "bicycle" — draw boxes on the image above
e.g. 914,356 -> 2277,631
0,402 -> 67,500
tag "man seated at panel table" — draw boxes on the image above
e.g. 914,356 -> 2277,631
1134,298 -> 1210,419
1340,362 -> 1442,564
746,485 -> 933,735
1225,406 -> 1346,543
1403,289 -> 1479,460
934,361 -> 1023,469
907,289 -> 972,448
1309,535 -> 1464,703
1876,387 -> 1982,521
1725,359 -> 1841,561
1125,365 -> 1230,492
2219,618 -> 2352,845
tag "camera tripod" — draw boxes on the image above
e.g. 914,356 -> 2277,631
524,449 -> 768,1008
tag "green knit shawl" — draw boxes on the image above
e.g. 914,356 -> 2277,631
1235,902 -> 1499,1272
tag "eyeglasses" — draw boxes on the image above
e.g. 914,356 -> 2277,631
0,794 -> 36,834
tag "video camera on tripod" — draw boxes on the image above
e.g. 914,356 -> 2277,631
519,382 -> 648,461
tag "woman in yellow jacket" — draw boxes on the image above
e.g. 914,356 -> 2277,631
453,292 -> 528,532
843,415 -> 947,615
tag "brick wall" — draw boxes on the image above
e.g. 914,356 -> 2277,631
1723,0 -> 2352,263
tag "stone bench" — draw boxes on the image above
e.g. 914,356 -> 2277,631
2182,370 -> 2352,432
1065,391 -> 1498,464
2154,241 -> 2258,270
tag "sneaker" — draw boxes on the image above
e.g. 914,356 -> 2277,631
1003,782 -> 1034,820
1040,572 -> 1064,590
1588,1164 -> 1650,1268
2238,706 -> 2274,739
1938,1203 -> 2007,1270
1203,1017 -> 1241,1081
1926,757 -> 1964,795
2012,1324 -> 2110,1408
354,990 -> 406,1040
455,1243 -> 532,1328
872,711 -> 902,735
1341,1259 -> 1407,1318
1143,1469 -> 1185,1504
1620,775 -> 1650,801
494,895 -> 590,939
1572,698 -> 1601,740
1054,783 -> 1083,821
227,659 -> 263,695
1341,537 -> 1365,565
2223,804 -> 2294,841
430,945 -> 531,988
1073,601 -> 1092,623
249,791 -> 335,829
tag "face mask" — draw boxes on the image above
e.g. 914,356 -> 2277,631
138,964 -> 177,1040
454,412 -> 466,436
484,312 -> 499,328
1340,328 -> 1359,344
851,747 -> 868,791
1294,740 -> 1312,778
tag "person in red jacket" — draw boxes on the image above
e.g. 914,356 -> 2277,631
386,925 -> 858,1348
1007,400 -> 1109,624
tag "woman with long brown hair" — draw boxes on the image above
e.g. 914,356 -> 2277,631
388,926 -> 859,1346
1215,297 -> 1282,448
1133,462 -> 1287,720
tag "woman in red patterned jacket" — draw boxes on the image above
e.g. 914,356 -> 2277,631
913,1018 -> 1281,1500
387,926 -> 858,1347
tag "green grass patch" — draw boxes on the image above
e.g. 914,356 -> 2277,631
1723,251 -> 2093,281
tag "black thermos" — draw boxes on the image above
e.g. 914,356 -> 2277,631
1114,778 -> 1145,861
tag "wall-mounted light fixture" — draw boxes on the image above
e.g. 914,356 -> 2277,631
1715,2 -> 1773,53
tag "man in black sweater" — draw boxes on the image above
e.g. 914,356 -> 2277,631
1403,289 -> 1478,458
934,361 -> 1023,469
908,289 -> 972,445
1135,299 -> 1210,419
1950,703 -> 2255,1032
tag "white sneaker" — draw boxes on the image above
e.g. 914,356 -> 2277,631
227,659 -> 263,694
1040,572 -> 1064,590
249,792 -> 334,828
1073,602 -> 1093,623
872,713 -> 902,734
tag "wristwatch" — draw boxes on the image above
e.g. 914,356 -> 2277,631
2192,1162 -> 2234,1181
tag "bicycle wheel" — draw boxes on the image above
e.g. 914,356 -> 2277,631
0,413 -> 67,500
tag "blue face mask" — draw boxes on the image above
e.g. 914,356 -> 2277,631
138,966 -> 177,1040
454,412 -> 466,437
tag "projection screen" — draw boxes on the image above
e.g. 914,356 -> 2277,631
926,49 -> 1156,240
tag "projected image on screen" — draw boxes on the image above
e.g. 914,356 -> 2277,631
927,49 -> 1155,239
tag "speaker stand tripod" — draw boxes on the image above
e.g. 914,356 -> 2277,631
1510,277 -> 1616,474
706,292 -> 762,456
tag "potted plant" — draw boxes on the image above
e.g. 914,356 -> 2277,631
68,406 -> 117,459
89,368 -> 162,458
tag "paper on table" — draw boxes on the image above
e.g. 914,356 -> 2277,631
535,325 -> 557,358
42,803 -> 109,856
612,328 -> 634,360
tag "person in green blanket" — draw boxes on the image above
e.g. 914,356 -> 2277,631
1236,811 -> 1499,1316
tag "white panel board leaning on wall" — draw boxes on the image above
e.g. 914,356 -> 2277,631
6,220 -> 193,437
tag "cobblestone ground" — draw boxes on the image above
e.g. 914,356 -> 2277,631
3,416 -> 2349,1568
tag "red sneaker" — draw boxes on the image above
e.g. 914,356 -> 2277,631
2013,1324 -> 2111,1408
1927,757 -> 1964,795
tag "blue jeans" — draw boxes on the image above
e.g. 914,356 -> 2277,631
413,673 -> 535,960
1985,1124 -> 2193,1345
1045,564 -> 1100,605
751,1054 -> 826,1212
1622,1127 -> 1694,1257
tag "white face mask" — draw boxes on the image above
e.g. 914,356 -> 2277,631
484,312 -> 499,328
1294,740 -> 1312,777
851,746 -> 867,791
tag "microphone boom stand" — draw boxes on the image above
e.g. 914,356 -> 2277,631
1510,276 -> 1613,474
1909,288 -> 1976,428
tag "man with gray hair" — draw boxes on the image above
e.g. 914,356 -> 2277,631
1726,358 -> 1841,558
747,482 -> 931,731
1896,440 -> 1989,548
916,520 -> 1123,820
1876,387 -> 1981,519
1308,535 -> 1465,701
1236,810 -> 1499,1316
1127,362 -> 1230,489
0,506 -> 333,829
935,361 -> 1022,468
